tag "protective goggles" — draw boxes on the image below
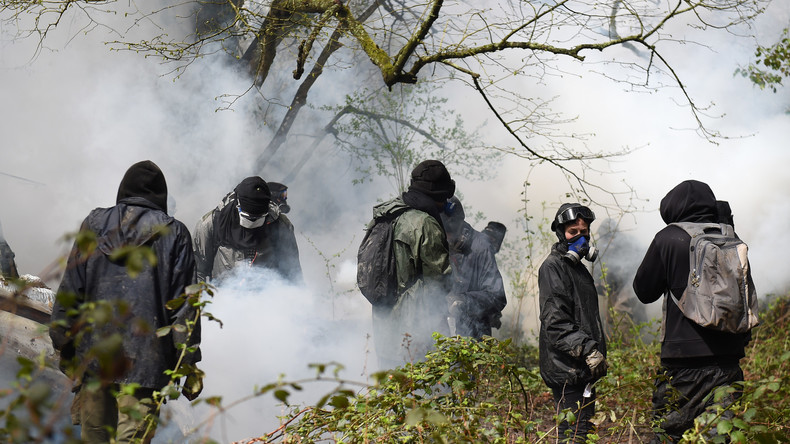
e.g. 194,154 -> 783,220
271,190 -> 287,203
237,204 -> 267,221
556,206 -> 595,226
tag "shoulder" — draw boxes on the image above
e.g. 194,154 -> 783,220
396,209 -> 441,235
653,224 -> 692,247
470,229 -> 494,253
168,218 -> 193,239
275,213 -> 295,231
194,208 -> 218,232
539,246 -> 565,272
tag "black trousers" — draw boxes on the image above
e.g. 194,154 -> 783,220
651,364 -> 743,443
551,384 -> 596,443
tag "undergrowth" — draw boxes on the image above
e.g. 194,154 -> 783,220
1,288 -> 788,443
241,294 -> 789,443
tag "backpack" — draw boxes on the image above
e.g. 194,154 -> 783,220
669,222 -> 759,333
357,208 -> 408,306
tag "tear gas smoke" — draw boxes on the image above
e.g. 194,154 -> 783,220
164,267 -> 374,442
1,1 -> 790,440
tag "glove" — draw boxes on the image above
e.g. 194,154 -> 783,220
448,300 -> 465,318
182,367 -> 205,401
585,349 -> 607,380
488,312 -> 503,329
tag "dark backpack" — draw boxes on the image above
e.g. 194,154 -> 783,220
357,208 -> 408,306
669,222 -> 759,333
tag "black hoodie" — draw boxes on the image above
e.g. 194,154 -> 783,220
51,161 -> 200,388
633,180 -> 749,365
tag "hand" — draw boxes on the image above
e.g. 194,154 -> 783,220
585,349 -> 607,380
182,367 -> 205,401
449,300 -> 465,318
488,312 -> 503,329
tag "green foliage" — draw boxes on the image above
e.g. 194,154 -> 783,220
737,28 -> 790,93
248,295 -> 790,443
262,335 -> 546,443
3,238 -> 790,443
680,294 -> 790,443
322,81 -> 502,193
0,245 -> 216,442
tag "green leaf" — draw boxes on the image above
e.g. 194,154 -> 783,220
716,419 -> 733,435
730,430 -> 747,443
274,389 -> 289,404
329,395 -> 350,409
166,297 -> 185,310
405,408 -> 425,426
156,326 -> 171,337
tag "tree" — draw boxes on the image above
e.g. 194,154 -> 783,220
738,27 -> 790,93
1,0 -> 768,202
316,82 -> 502,193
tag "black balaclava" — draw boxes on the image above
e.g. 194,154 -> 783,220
408,160 -> 455,201
116,160 -> 168,212
214,176 -> 272,250
403,160 -> 455,230
235,176 -> 271,215
551,203 -> 595,243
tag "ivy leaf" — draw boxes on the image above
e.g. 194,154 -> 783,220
717,419 -> 733,435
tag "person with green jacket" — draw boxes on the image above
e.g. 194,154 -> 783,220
370,160 -> 455,370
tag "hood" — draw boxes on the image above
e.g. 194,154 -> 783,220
659,180 -> 717,224
93,202 -> 173,256
116,160 -> 168,212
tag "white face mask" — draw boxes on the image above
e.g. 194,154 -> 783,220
237,205 -> 267,229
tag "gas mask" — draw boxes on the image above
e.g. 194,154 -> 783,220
444,198 -> 457,216
237,205 -> 268,229
565,234 -> 598,263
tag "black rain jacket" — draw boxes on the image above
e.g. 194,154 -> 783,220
448,222 -> 507,338
50,196 -> 200,389
632,180 -> 750,365
538,243 -> 606,388
193,192 -> 302,284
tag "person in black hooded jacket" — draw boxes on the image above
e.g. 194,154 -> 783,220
440,196 -> 507,338
50,160 -> 202,443
633,180 -> 752,443
193,176 -> 302,284
538,203 -> 607,443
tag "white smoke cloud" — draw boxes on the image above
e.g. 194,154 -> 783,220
160,267 -> 372,442
1,1 -> 790,440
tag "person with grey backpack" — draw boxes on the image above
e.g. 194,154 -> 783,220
633,180 -> 758,443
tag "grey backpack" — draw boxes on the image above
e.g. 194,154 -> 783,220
669,222 -> 759,333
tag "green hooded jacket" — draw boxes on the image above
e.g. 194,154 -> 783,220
370,196 -> 451,369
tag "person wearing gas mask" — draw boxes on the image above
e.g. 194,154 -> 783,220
267,182 -> 291,214
368,160 -> 454,369
193,176 -> 302,284
440,197 -> 507,339
538,203 -> 607,443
